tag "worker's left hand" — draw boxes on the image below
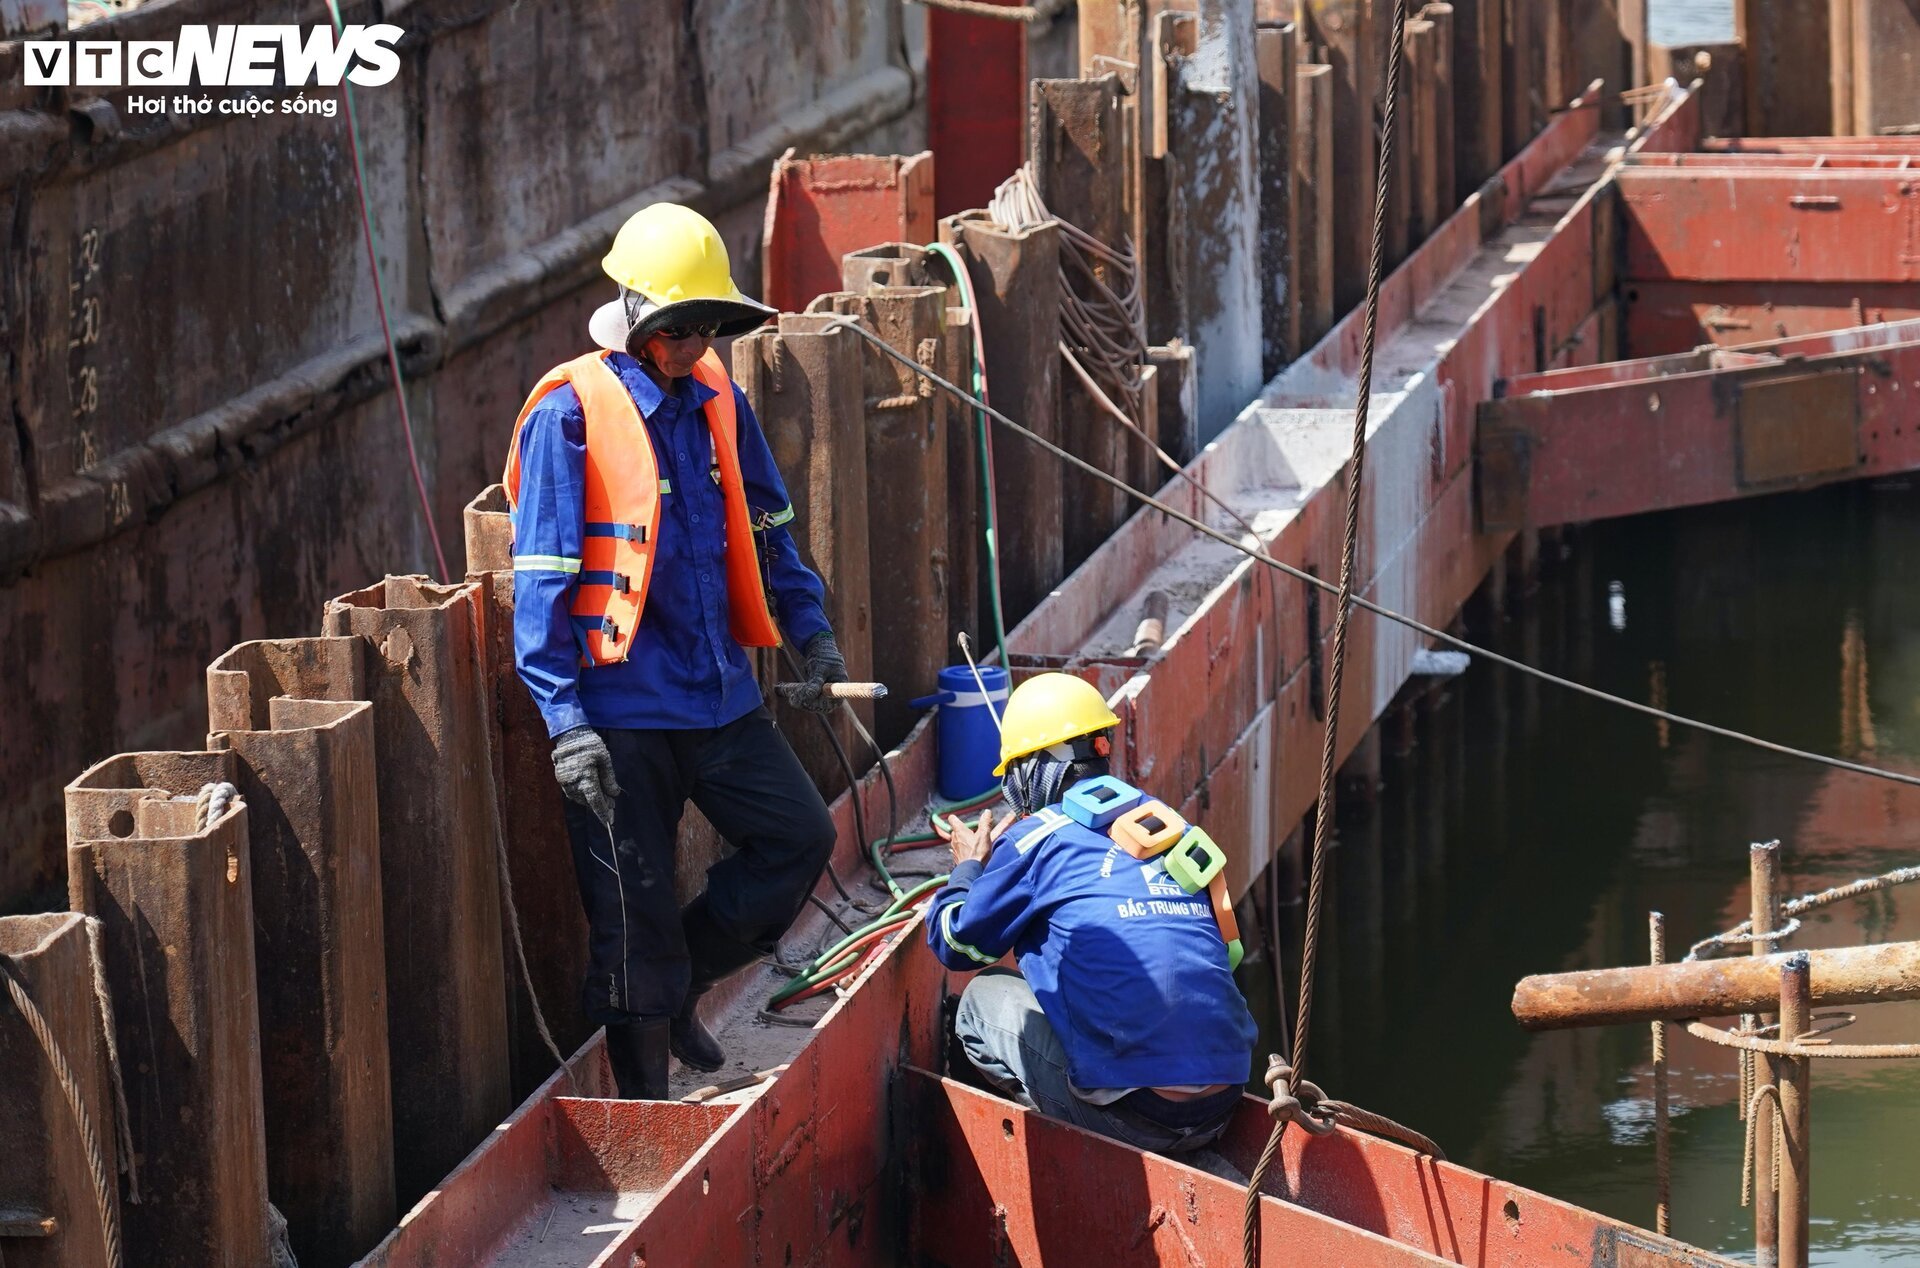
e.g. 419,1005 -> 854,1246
777,631 -> 849,715
949,808 -> 996,868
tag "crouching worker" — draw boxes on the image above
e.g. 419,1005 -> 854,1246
925,673 -> 1258,1154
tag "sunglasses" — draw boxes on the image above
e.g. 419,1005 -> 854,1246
654,322 -> 721,341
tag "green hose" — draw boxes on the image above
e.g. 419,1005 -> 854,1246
925,240 -> 1009,667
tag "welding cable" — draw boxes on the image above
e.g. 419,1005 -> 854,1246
925,241 -> 1010,666
815,316 -> 1920,793
775,641 -> 885,917
322,0 -> 451,582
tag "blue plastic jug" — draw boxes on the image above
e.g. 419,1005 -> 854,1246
911,665 -> 1010,802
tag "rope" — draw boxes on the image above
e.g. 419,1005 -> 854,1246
1687,865 -> 1920,962
1244,6 -> 1410,1259
492,808 -> 578,1095
1,957 -> 123,1268
321,0 -> 452,582
1741,1084 -> 1783,1209
193,780 -> 238,831
85,916 -> 139,1204
1683,1015 -> 1920,1060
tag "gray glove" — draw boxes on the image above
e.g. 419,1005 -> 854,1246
776,631 -> 849,715
552,726 -> 620,826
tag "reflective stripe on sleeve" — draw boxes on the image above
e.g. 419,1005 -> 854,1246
754,504 -> 796,531
939,904 -> 996,965
513,554 -> 581,573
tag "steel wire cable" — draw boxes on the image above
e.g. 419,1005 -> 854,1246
814,314 -> 1920,794
1241,6 -> 1412,1260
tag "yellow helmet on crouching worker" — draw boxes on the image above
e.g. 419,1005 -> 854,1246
590,203 -> 775,353
993,672 -> 1122,776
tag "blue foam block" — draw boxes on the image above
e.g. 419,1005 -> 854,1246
1061,775 -> 1144,829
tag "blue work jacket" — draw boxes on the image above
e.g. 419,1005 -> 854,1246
926,806 -> 1258,1092
508,352 -> 829,736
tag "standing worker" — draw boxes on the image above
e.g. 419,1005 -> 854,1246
503,203 -> 848,1100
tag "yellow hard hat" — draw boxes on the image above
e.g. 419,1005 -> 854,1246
994,672 -> 1121,776
600,203 -> 774,342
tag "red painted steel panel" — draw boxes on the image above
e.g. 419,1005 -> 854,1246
1211,1096 -> 1743,1266
1618,169 -> 1920,285
927,0 -> 1027,218
1479,331 -> 1920,528
1622,280 -> 1920,353
762,152 -> 937,315
1704,136 -> 1920,157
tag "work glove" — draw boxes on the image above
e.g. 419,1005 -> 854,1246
552,726 -> 620,826
776,631 -> 849,716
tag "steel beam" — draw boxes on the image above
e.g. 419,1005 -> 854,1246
928,0 -> 1027,217
1835,0 -> 1920,137
1617,166 -> 1920,287
1296,62 -> 1337,351
1737,0 -> 1832,138
205,638 -> 394,1268
1256,23 -> 1299,376
813,286 -> 950,744
1165,0 -> 1263,441
940,214 -> 1065,627
321,578 -> 512,1210
734,314 -> 876,790
761,152 -> 935,315
1450,0 -> 1504,195
0,912 -> 119,1268
66,750 -> 272,1268
1478,321 -> 1920,530
460,490 -> 593,1105
1300,0 -> 1377,314
1033,73 -> 1137,565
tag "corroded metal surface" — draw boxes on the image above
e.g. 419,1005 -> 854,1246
206,639 -> 394,1267
1479,319 -> 1920,529
762,151 -> 935,315
65,751 -> 271,1268
0,0 -> 922,914
322,577 -> 511,1210
1512,941 -> 1920,1030
0,911 -> 117,1268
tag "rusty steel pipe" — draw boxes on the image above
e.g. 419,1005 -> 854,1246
1750,842 -> 1782,1267
1511,940 -> 1920,1030
1650,911 -> 1671,1238
1776,953 -> 1813,1268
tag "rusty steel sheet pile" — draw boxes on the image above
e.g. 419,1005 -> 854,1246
8,2 -> 1920,1266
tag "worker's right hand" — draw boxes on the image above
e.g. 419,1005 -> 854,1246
948,808 -> 996,868
552,726 -> 620,827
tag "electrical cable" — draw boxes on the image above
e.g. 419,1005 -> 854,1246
323,0 -> 451,582
818,313 -> 1920,794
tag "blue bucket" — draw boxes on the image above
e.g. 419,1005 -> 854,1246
911,665 -> 1010,803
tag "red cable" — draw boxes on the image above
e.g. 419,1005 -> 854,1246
334,77 -> 452,581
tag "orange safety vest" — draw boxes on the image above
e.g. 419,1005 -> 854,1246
501,348 -> 781,666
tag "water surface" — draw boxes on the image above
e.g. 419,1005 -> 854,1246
1302,482 -> 1920,1265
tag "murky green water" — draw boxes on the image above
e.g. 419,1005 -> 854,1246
1294,482 -> 1920,1265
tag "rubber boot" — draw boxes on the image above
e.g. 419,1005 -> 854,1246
670,989 -> 726,1073
604,1020 -> 671,1100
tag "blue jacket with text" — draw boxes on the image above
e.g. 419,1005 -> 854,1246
926,805 -> 1258,1092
